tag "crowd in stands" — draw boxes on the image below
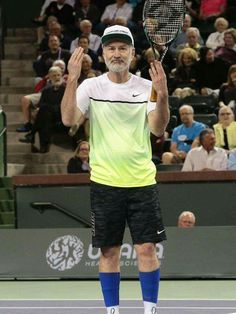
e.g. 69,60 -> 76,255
16,0 -> 236,171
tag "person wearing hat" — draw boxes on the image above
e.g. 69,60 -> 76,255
61,24 -> 169,314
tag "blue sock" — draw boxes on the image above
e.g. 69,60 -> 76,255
139,268 -> 160,303
99,272 -> 120,307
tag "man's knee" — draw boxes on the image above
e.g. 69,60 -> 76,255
135,243 -> 157,260
162,152 -> 174,164
101,246 -> 120,262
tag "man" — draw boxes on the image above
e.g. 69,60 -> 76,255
44,0 -> 75,28
75,0 -> 101,27
70,35 -> 99,70
182,128 -> 228,171
20,66 -> 67,153
61,25 -> 169,314
162,105 -> 205,164
39,22 -> 72,52
196,46 -> 229,96
176,27 -> 202,58
170,14 -> 204,58
178,211 -> 196,228
214,28 -> 236,65
71,19 -> 101,53
33,35 -> 71,77
228,148 -> 236,170
97,0 -> 133,34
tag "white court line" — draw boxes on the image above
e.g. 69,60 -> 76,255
0,298 -> 235,301
0,307 -> 236,310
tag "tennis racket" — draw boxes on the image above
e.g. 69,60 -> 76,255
143,0 -> 185,101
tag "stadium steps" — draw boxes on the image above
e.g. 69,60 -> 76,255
1,27 -> 74,176
0,177 -> 15,229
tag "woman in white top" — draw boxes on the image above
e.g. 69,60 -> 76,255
206,17 -> 229,50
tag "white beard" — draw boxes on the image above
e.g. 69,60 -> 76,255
104,56 -> 132,73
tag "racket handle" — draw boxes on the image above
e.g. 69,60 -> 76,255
150,86 -> 157,102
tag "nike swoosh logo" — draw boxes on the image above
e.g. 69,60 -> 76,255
157,229 -> 165,235
132,93 -> 142,97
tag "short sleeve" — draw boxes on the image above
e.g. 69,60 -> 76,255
171,127 -> 178,143
76,79 -> 91,118
147,100 -> 156,115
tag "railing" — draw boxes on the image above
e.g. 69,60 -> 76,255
0,0 -> 6,86
12,171 -> 236,186
0,107 -> 7,176
12,172 -> 236,228
30,201 -> 92,227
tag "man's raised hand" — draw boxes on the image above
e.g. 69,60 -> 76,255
67,47 -> 84,81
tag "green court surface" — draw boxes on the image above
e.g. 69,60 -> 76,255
0,280 -> 235,300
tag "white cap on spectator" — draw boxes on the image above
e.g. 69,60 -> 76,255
101,25 -> 134,46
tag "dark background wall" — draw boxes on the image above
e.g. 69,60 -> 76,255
14,182 -> 236,228
2,0 -> 42,28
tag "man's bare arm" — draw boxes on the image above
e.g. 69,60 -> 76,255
61,47 -> 84,126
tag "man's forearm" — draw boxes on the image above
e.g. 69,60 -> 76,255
149,99 -> 170,137
61,77 -> 80,126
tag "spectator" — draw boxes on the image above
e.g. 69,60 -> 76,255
213,106 -> 236,151
139,48 -> 170,87
228,148 -> 236,170
199,0 -> 227,22
70,19 -> 101,54
67,140 -> 90,173
185,0 -> 200,25
78,54 -> 101,84
97,0 -> 133,35
35,15 -> 59,45
33,35 -> 71,77
171,47 -> 198,94
214,28 -> 236,65
170,14 -> 204,58
196,46 -> 229,96
70,35 -> 99,69
205,17 -> 229,50
34,0 -> 75,20
33,1 -> 75,42
162,105 -> 205,164
43,0 -> 75,30
39,22 -> 72,52
176,27 -> 202,58
17,60 -> 67,133
74,0 -> 101,27
195,0 -> 227,40
218,64 -> 236,106
178,211 -> 196,228
19,66 -> 67,153
182,128 -> 228,171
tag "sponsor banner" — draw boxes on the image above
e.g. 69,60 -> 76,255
0,227 -> 236,279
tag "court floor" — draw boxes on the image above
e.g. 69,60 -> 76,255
0,280 -> 235,313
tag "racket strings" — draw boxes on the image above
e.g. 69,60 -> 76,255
143,0 -> 184,45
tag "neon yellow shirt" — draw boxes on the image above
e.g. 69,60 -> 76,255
76,73 -> 157,187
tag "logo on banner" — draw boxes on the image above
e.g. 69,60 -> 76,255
46,235 -> 84,271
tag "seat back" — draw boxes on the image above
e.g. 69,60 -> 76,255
156,163 -> 183,172
181,95 -> 217,114
194,113 -> 218,128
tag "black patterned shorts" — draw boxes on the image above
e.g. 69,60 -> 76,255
90,182 -> 166,248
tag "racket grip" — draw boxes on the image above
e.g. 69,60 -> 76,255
150,86 -> 157,102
